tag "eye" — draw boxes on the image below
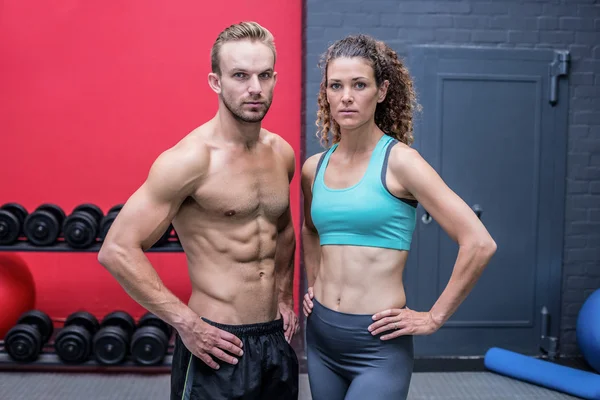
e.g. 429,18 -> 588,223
329,83 -> 341,90
233,72 -> 247,79
355,82 -> 366,89
259,72 -> 272,79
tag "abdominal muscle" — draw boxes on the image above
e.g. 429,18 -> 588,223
173,214 -> 280,325
313,245 -> 409,314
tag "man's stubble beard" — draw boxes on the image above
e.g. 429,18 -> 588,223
221,93 -> 273,124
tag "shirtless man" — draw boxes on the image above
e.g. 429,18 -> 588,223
98,21 -> 299,400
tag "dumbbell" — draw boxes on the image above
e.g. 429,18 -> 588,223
99,204 -> 123,241
63,204 -> 104,249
0,203 -> 28,245
5,310 -> 54,363
23,204 -> 66,246
92,311 -> 136,365
153,224 -> 173,248
131,312 -> 173,366
54,311 -> 100,364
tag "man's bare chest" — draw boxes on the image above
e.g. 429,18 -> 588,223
195,155 -> 290,221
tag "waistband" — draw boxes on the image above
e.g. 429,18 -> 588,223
201,317 -> 283,337
312,297 -> 407,329
311,298 -> 375,329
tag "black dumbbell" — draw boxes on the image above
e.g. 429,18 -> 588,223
92,311 -> 136,365
131,312 -> 173,366
99,204 -> 123,241
54,311 -> 100,364
63,204 -> 104,249
153,224 -> 173,248
5,310 -> 54,363
107,204 -> 124,214
23,204 -> 66,246
0,203 -> 28,245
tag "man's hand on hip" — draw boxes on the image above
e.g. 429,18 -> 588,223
178,315 -> 244,370
278,301 -> 298,343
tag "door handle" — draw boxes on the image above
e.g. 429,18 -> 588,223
421,210 -> 433,224
472,204 -> 482,220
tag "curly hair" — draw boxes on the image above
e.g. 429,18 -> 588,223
315,34 -> 420,148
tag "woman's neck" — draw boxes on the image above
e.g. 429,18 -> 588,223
336,120 -> 384,156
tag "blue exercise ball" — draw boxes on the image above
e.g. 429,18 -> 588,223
577,288 -> 600,374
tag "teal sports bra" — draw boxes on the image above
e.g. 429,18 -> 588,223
310,134 -> 417,251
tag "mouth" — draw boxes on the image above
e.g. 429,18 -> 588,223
339,110 -> 357,114
244,102 -> 264,106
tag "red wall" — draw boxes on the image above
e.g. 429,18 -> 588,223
0,1 -> 302,325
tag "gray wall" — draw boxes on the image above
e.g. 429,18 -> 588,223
304,0 -> 600,356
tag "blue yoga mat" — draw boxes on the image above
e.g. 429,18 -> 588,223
484,347 -> 600,400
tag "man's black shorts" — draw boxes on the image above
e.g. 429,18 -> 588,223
170,317 -> 299,400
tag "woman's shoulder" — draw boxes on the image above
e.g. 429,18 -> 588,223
387,141 -> 426,174
302,151 -> 326,173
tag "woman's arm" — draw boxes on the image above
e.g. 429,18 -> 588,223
369,145 -> 497,338
396,145 -> 497,325
301,153 -> 323,288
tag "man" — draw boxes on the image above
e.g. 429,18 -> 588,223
98,21 -> 299,400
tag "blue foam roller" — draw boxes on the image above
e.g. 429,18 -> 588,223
484,347 -> 600,400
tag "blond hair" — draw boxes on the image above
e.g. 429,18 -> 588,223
211,21 -> 276,75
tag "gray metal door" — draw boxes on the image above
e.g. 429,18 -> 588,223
404,46 -> 569,356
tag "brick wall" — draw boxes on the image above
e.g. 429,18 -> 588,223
304,0 -> 600,356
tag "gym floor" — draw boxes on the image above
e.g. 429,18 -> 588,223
0,371 -> 581,399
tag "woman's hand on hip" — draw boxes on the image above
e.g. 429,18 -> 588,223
303,287 -> 314,317
368,307 -> 441,340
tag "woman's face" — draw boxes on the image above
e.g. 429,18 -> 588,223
325,57 -> 388,132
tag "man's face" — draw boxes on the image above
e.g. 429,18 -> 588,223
213,40 -> 277,123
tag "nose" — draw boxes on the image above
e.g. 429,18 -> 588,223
248,75 -> 262,96
341,88 -> 353,104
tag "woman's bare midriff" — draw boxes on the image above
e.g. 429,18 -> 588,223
313,245 -> 409,314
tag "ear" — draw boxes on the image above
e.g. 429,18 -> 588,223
208,72 -> 222,94
273,71 -> 278,87
377,80 -> 389,103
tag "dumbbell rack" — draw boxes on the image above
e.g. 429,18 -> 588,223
0,350 -> 174,373
0,207 -> 183,372
0,240 -> 183,252
0,305 -> 178,372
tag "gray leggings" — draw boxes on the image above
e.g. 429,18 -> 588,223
306,298 -> 414,400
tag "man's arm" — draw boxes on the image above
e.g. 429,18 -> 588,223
275,206 -> 296,306
272,136 -> 297,341
97,143 -> 207,332
275,203 -> 297,342
99,140 -> 243,370
272,136 -> 297,304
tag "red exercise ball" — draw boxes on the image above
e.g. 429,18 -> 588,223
0,254 -> 36,339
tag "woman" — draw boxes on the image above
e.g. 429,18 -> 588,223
301,34 -> 497,400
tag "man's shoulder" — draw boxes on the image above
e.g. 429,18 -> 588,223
261,129 -> 296,173
261,129 -> 293,155
151,129 -> 212,181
